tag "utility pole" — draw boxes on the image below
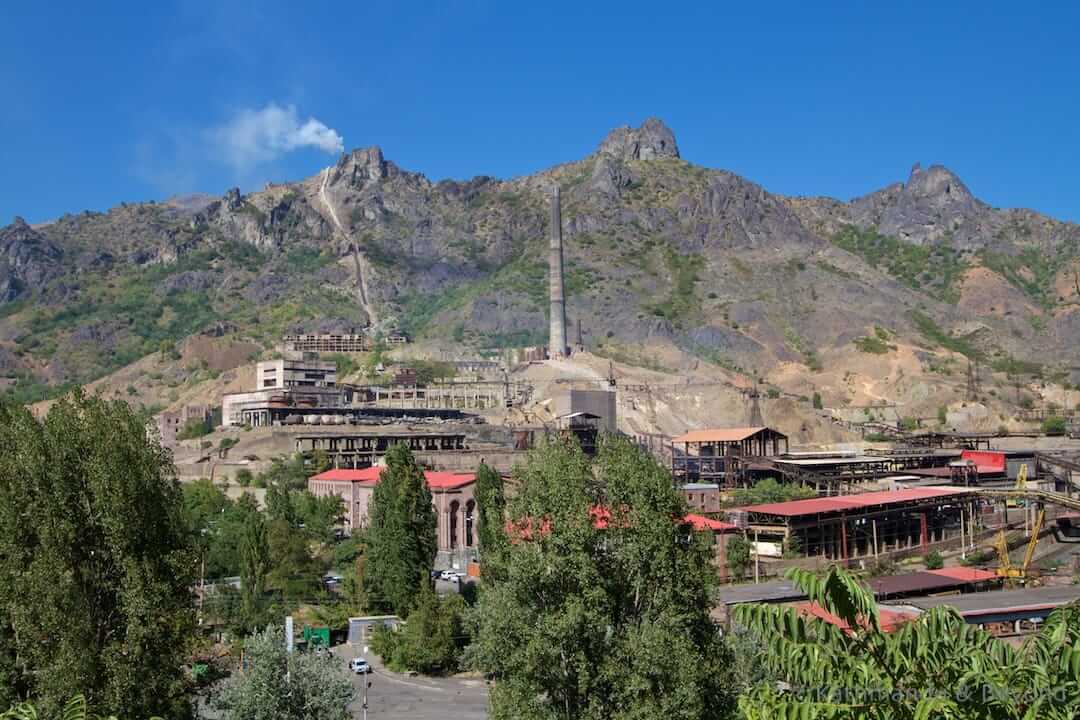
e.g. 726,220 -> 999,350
753,531 -> 760,583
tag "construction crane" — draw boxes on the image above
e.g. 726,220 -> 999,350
1006,463 -> 1028,509
996,506 -> 1045,582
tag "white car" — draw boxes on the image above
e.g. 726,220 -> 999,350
349,657 -> 371,674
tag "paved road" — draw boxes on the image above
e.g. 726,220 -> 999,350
335,646 -> 489,720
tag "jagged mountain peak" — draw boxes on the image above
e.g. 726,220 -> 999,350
328,146 -> 390,188
904,163 -> 976,205
597,117 -> 680,161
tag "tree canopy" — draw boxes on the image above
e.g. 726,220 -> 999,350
214,625 -> 353,720
363,443 -> 437,615
0,392 -> 194,718
470,435 -> 737,720
474,462 -> 506,561
735,565 -> 1080,719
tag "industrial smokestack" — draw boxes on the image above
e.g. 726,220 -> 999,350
548,184 -> 568,359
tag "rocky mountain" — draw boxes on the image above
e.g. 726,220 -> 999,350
2,118 -> 1079,405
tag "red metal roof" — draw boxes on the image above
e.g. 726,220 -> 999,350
672,427 -> 773,444
310,467 -> 382,483
734,486 -> 970,518
309,467 -> 474,489
924,567 -> 998,583
793,602 -> 915,634
959,450 -> 1006,473
683,513 -> 737,532
424,472 -> 476,489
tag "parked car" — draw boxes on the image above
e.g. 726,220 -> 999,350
349,657 -> 371,674
430,569 -> 443,580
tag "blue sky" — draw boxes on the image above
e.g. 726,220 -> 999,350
2,1 -> 1078,224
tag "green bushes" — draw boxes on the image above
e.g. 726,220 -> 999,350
371,588 -> 467,674
177,417 -> 212,440
925,550 -> 944,570
910,310 -> 980,359
853,335 -> 893,354
1043,416 -> 1067,436
831,225 -> 967,302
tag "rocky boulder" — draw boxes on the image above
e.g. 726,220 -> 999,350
0,217 -> 64,302
597,118 -> 680,161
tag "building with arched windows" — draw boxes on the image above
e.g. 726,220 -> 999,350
307,467 -> 479,558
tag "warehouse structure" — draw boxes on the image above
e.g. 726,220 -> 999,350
727,486 -> 979,561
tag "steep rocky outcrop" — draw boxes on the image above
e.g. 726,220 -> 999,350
0,218 -> 63,302
2,118 -> 1078,398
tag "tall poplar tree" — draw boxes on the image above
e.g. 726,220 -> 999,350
0,392 -> 194,718
474,462 -> 506,560
364,443 -> 437,615
471,435 -> 736,720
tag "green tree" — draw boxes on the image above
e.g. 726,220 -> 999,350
364,444 -> 437,615
470,435 -> 737,720
474,462 -> 506,561
732,477 -> 815,506
374,586 -> 467,674
812,391 -> 823,410
214,625 -> 353,720
266,518 -> 322,601
0,392 -> 194,718
238,513 -> 270,626
925,549 -> 944,570
0,694 -> 140,720
1043,415 -> 1068,436
726,534 -> 752,580
176,416 -> 211,440
295,491 -> 343,542
735,566 -> 1080,719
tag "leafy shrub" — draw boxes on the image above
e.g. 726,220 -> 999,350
812,392 -> 823,410
925,550 -> 944,570
1042,416 -> 1067,436
853,335 -> 893,354
726,535 -> 752,580
177,417 -> 212,440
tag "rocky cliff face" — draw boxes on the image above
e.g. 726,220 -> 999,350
2,118 -> 1078,400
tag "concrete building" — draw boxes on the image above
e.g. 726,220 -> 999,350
308,467 -> 479,555
553,388 -> 617,432
153,404 -> 212,446
680,482 -> 722,513
284,333 -> 370,353
222,355 -> 345,427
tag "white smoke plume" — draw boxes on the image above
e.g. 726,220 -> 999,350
210,103 -> 344,172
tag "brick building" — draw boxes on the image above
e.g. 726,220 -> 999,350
308,467 -> 479,554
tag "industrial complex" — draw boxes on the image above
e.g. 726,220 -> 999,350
160,182 -> 1080,640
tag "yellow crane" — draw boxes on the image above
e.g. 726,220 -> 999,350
1006,464 -> 1028,508
996,506 -> 1045,581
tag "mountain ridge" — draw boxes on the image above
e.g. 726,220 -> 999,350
2,118 -> 1078,409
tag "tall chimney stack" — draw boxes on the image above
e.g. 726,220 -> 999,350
548,184 -> 568,358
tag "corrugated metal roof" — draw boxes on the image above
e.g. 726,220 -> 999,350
310,467 -> 382,483
925,567 -> 999,583
683,513 -> 737,532
309,467 -> 474,489
867,571 -> 969,597
672,427 -> 772,444
733,486 -> 971,518
716,579 -> 807,605
886,585 -> 1080,616
793,602 -> 916,633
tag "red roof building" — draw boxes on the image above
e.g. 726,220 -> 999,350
728,486 -> 978,563
308,467 -> 477,553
